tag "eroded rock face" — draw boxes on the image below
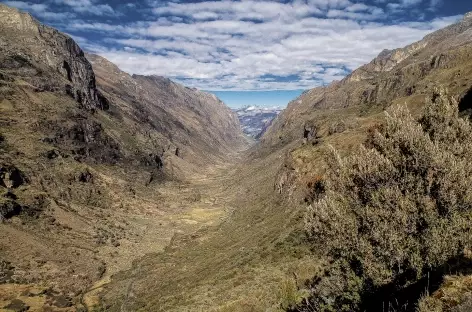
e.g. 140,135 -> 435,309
459,86 -> 472,114
47,116 -> 123,163
0,199 -> 22,220
0,4 -> 107,111
59,38 -> 108,110
303,123 -> 317,141
76,169 -> 94,183
0,165 -> 27,189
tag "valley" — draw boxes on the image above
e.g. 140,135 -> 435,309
2,2 -> 472,312
81,151 -> 248,311
0,152 -> 248,311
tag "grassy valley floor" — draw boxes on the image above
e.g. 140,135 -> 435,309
1,145 -> 279,312
92,145 -> 320,312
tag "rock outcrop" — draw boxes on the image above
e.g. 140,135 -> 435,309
0,4 -> 107,110
0,164 -> 27,189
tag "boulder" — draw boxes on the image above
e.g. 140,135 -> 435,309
0,165 -> 27,189
0,199 -> 22,221
3,299 -> 29,312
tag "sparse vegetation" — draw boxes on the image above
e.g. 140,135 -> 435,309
278,277 -> 310,310
417,272 -> 472,312
302,90 -> 472,311
327,121 -> 346,135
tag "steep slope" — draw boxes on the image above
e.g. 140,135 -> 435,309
262,13 -> 472,150
0,3 -> 246,311
261,12 -> 472,200
88,54 -> 247,177
0,4 -> 107,112
254,12 -> 472,311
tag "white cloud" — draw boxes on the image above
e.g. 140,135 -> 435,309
2,0 -> 461,91
2,0 -> 116,19
78,13 -> 461,91
428,0 -> 442,11
306,0 -> 353,10
401,0 -> 423,6
4,1 -> 45,11
3,0 -> 73,19
346,3 -> 374,12
153,0 -> 324,22
387,0 -> 424,11
192,11 -> 220,20
326,9 -> 384,20
52,0 -> 115,16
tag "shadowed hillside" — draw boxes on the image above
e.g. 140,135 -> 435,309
88,53 -> 248,178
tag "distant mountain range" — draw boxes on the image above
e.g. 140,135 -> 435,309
233,106 -> 283,139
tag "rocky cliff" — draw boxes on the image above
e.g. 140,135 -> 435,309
0,5 -> 107,110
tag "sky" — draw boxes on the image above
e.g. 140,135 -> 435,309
1,0 -> 472,108
211,90 -> 304,108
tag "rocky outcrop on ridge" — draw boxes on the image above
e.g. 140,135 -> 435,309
0,4 -> 107,110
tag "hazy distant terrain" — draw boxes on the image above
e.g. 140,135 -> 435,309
233,106 -> 282,138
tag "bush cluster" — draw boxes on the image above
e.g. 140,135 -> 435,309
302,89 -> 472,311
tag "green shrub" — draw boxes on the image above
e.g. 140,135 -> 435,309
278,277 -> 312,310
302,89 -> 472,311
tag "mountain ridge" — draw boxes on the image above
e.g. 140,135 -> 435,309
233,105 -> 283,139
87,52 -> 246,177
261,11 -> 472,152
